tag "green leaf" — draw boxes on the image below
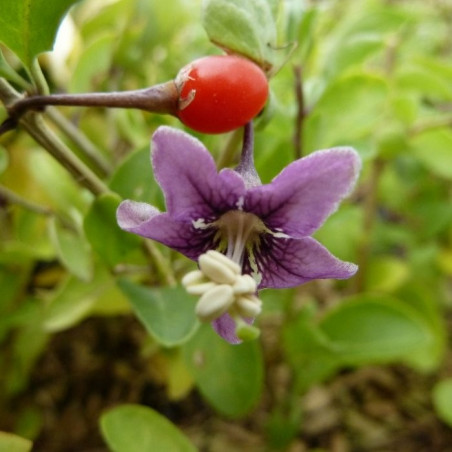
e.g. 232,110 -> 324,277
0,431 -> 32,452
410,128 -> 452,180
0,0 -> 79,67
109,146 -> 163,208
69,34 -> 116,93
365,256 -> 410,293
100,404 -> 197,452
283,308 -> 340,392
43,267 -> 113,332
83,193 -> 141,267
327,33 -> 384,75
314,206 -> 362,263
304,73 -> 388,151
396,65 -> 452,100
48,217 -> 93,282
28,149 -> 89,215
319,294 -> 433,365
119,280 -> 198,347
0,49 -> 28,87
202,0 -> 277,69
183,324 -> 263,418
432,379 -> 452,427
284,295 -> 436,391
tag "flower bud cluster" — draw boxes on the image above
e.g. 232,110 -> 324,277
182,250 -> 262,324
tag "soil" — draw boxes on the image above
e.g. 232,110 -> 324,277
3,314 -> 452,452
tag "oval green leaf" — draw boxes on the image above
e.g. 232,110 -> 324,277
100,404 -> 197,452
183,324 -> 263,418
83,193 -> 141,267
319,294 -> 433,364
119,280 -> 198,347
48,217 -> 93,282
202,0 -> 277,69
432,379 -> 452,427
0,431 -> 32,452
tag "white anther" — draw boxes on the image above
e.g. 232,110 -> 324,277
198,252 -> 238,284
195,284 -> 235,322
236,295 -> 262,318
232,274 -> 257,295
185,282 -> 217,295
181,270 -> 205,287
205,250 -> 241,274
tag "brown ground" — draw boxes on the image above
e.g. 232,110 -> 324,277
2,314 -> 452,452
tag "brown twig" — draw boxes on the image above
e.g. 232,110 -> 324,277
1,81 -> 179,137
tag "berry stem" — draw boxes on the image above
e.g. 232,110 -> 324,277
2,81 -> 179,134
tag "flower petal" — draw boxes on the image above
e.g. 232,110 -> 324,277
251,235 -> 358,289
152,126 -> 245,221
117,200 -> 217,260
211,313 -> 255,344
245,147 -> 361,237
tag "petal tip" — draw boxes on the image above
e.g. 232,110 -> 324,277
116,200 -> 159,231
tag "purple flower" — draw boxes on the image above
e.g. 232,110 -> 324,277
117,126 -> 361,342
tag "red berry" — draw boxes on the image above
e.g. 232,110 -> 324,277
175,55 -> 269,134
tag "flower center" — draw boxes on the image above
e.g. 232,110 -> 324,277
182,249 -> 263,342
215,210 -> 265,267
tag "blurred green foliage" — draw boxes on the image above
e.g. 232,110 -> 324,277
1,0 -> 452,449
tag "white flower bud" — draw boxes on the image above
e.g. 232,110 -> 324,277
195,284 -> 235,322
199,252 -> 238,284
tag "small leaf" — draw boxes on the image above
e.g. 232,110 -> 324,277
0,431 -> 32,452
84,193 -> 141,267
432,379 -> 452,427
43,267 -> 113,332
48,217 -> 93,281
100,404 -> 197,452
109,146 -> 163,208
0,0 -> 80,67
283,308 -> 340,392
320,294 -> 433,365
410,128 -> 452,180
69,34 -> 116,93
183,324 -> 263,418
304,73 -> 388,151
202,0 -> 277,69
119,280 -> 198,347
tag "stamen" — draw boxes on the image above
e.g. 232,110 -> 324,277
181,250 -> 263,341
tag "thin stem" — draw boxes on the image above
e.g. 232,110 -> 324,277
0,78 -> 110,196
31,57 -> 50,95
6,81 -> 178,122
0,184 -> 76,230
46,107 -> 113,176
354,158 -> 385,292
22,112 -> 110,196
143,241 -> 177,287
234,122 -> 260,187
408,116 -> 452,136
0,184 -> 52,216
293,65 -> 305,159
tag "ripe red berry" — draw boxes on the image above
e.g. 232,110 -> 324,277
175,55 -> 269,134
